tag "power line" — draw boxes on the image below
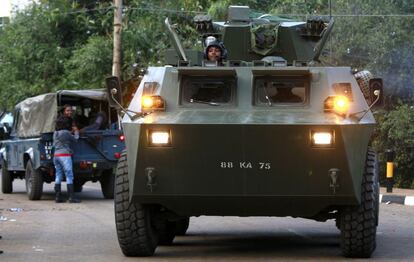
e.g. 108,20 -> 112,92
317,14 -> 414,17
260,13 -> 414,18
51,6 -> 112,15
126,5 -> 206,15
47,5 -> 207,16
26,4 -> 414,18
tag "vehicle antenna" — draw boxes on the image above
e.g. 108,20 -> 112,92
329,0 -> 332,19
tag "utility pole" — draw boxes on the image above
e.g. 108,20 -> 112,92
113,0 -> 122,79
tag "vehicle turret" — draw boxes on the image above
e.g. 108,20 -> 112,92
165,5 -> 334,66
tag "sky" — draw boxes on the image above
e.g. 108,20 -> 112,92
0,0 -> 34,17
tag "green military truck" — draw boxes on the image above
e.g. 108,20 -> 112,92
111,6 -> 383,258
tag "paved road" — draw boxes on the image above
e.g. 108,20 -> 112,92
1,179 -> 414,261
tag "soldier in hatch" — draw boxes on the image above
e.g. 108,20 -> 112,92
204,37 -> 227,64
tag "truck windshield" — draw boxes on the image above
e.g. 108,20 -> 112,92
254,75 -> 308,105
181,76 -> 236,106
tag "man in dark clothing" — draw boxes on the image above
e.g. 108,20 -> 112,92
81,111 -> 107,132
53,116 -> 80,203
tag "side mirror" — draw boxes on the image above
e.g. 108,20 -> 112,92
105,76 -> 123,109
369,78 -> 384,107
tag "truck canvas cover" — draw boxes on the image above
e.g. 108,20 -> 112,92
15,89 -> 107,138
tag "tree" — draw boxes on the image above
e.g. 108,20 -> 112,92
373,104 -> 414,188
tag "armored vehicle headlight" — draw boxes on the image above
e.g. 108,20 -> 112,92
324,95 -> 349,115
142,96 -> 154,108
149,130 -> 171,146
141,95 -> 166,112
311,130 -> 334,147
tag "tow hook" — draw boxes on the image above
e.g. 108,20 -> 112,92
145,167 -> 157,192
329,168 -> 340,194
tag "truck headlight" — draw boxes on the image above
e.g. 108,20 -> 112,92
324,95 -> 349,115
311,130 -> 334,147
148,130 -> 171,146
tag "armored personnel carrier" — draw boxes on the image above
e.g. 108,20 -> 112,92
111,6 -> 383,258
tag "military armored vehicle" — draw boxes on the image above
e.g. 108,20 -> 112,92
111,6 -> 383,258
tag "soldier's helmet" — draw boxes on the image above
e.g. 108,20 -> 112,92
204,37 -> 228,61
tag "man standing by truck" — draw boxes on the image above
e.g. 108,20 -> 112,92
53,116 -> 80,203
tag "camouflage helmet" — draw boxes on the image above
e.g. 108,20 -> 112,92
354,70 -> 373,98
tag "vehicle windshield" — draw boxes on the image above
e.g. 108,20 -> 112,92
254,75 -> 308,105
181,76 -> 236,106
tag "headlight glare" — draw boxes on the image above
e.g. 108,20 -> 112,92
311,130 -> 335,147
313,132 -> 332,145
141,95 -> 166,112
142,96 -> 154,108
333,95 -> 349,113
324,95 -> 349,115
149,131 -> 171,146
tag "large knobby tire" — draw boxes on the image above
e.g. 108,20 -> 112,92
156,217 -> 190,244
100,169 -> 115,199
373,151 -> 380,227
156,221 -> 176,245
340,149 -> 379,258
1,159 -> 13,194
114,151 -> 158,257
174,217 -> 190,236
25,161 -> 43,200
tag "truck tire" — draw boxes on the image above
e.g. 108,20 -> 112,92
1,159 -> 13,194
372,150 -> 380,227
335,216 -> 341,230
340,149 -> 378,258
155,217 -> 190,244
25,161 -> 43,200
100,169 -> 115,199
174,217 -> 190,235
156,221 -> 176,245
115,151 -> 158,256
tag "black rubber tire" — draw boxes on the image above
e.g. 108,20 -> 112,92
100,169 -> 115,199
373,151 -> 380,227
115,151 -> 158,257
340,149 -> 378,258
335,216 -> 341,230
156,221 -> 176,245
174,217 -> 190,236
1,159 -> 13,194
25,161 -> 43,200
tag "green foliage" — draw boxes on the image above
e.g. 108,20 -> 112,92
0,0 -> 115,109
121,0 -> 204,78
63,36 -> 112,89
0,4 -> 68,109
373,104 -> 414,188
